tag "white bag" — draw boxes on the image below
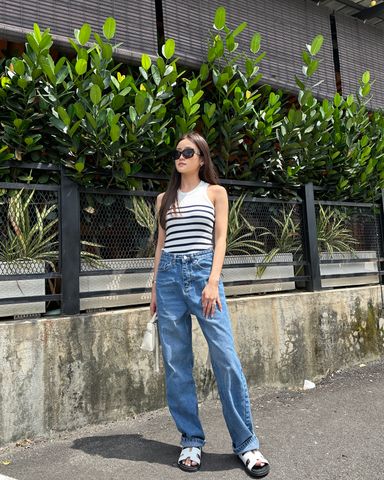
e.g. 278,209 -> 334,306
141,314 -> 157,351
140,313 -> 160,372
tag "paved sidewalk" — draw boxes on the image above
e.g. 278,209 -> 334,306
1,359 -> 383,480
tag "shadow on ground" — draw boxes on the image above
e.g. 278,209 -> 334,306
71,434 -> 239,472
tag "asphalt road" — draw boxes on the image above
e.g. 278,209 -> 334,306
1,359 -> 383,480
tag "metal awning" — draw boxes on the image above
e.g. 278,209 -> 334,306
313,0 -> 384,28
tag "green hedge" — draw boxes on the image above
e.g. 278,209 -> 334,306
0,7 -> 383,201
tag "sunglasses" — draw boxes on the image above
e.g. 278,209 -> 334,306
173,148 -> 201,160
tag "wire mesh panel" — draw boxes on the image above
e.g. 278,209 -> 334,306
223,195 -> 305,295
79,191 -> 157,270
0,188 -> 59,274
315,201 -> 380,287
0,187 -> 59,318
79,190 -> 157,310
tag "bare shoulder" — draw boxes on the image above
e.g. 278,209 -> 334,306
156,192 -> 165,210
207,184 -> 228,205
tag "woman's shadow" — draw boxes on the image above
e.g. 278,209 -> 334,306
72,434 -> 238,472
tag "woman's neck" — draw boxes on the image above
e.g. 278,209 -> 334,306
179,175 -> 201,193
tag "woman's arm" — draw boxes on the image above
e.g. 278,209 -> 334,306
209,185 -> 228,284
150,192 -> 165,315
202,185 -> 228,317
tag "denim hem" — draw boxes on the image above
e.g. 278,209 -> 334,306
233,434 -> 260,455
180,436 -> 206,448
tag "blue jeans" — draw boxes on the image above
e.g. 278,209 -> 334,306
156,248 -> 260,454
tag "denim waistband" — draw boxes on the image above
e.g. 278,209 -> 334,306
161,248 -> 213,262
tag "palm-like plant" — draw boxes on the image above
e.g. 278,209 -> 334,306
226,194 -> 264,255
256,206 -> 301,277
0,189 -> 58,268
129,196 -> 157,257
0,189 -> 103,269
317,205 -> 358,255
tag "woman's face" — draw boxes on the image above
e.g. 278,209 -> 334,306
174,139 -> 202,175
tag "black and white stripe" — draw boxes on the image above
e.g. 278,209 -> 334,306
163,182 -> 215,253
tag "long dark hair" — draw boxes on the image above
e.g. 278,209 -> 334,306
159,132 -> 219,230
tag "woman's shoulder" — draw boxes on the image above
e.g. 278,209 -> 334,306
206,184 -> 227,205
155,192 -> 165,210
207,183 -> 227,196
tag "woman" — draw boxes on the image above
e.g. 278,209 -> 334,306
150,132 -> 270,477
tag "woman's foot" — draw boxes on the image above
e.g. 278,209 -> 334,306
238,449 -> 270,478
178,447 -> 202,472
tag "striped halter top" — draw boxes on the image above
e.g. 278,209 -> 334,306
163,180 -> 215,254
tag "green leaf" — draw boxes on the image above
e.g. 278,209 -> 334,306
295,75 -> 305,90
361,83 -> 371,97
74,102 -> 85,119
162,38 -> 175,59
13,59 -> 25,76
54,56 -> 66,74
200,63 -> 209,81
79,23 -> 91,45
57,106 -> 71,126
141,53 -> 152,70
214,6 -> 226,30
226,34 -> 235,52
26,34 -> 40,54
250,33 -> 261,54
103,17 -> 116,40
75,59 -> 88,75
39,34 -> 53,52
110,124 -> 120,142
207,46 -> 216,63
85,112 -> 97,129
17,78 -> 28,89
151,64 -> 161,86
214,37 -> 224,57
362,70 -> 370,85
102,43 -> 113,60
310,35 -> 323,56
302,51 -> 311,66
68,38 -> 79,53
122,161 -> 131,176
183,96 -> 190,114
69,119 -> 81,137
111,94 -> 125,111
333,92 -> 342,107
75,158 -> 85,173
233,22 -> 247,38
40,57 -> 56,85
135,92 -> 147,115
90,84 -> 102,105
306,59 -> 319,77
129,106 -> 137,123
346,94 -> 354,106
191,90 -> 204,105
33,23 -> 42,42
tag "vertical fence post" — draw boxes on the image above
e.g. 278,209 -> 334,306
60,170 -> 80,315
378,189 -> 384,285
301,183 -> 321,291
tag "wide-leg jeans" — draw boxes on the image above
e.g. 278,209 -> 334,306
155,248 -> 260,454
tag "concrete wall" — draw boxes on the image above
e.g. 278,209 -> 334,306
1,286 -> 384,445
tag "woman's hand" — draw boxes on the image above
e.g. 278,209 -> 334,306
150,285 -> 157,316
202,280 -> 222,318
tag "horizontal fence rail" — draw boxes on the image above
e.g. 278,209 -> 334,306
0,165 -> 383,319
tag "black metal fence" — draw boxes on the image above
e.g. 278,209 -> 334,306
1,163 -> 383,320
